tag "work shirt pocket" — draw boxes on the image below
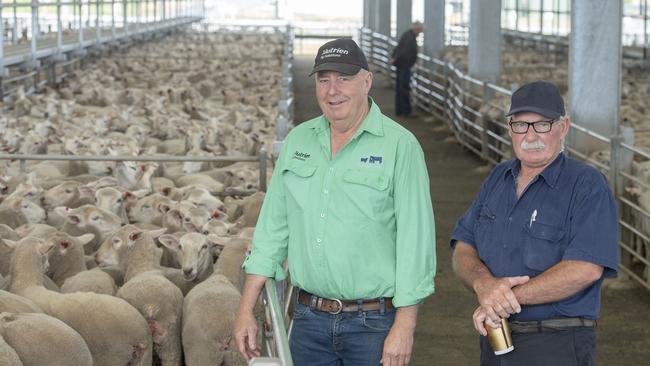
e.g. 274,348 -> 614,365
342,169 -> 390,221
523,221 -> 567,273
282,160 -> 317,210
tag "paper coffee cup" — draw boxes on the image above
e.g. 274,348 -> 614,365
486,318 -> 514,355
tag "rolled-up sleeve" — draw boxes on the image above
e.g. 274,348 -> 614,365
393,139 -> 436,307
242,145 -> 290,280
449,181 -> 487,249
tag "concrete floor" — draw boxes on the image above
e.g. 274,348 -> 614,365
291,54 -> 650,365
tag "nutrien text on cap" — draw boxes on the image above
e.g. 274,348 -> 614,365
309,38 -> 369,77
506,80 -> 566,120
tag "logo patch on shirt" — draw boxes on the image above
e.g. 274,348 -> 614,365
360,155 -> 383,164
293,151 -> 311,161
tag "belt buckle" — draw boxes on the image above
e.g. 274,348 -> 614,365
328,299 -> 343,314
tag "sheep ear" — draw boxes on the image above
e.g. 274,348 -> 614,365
76,233 -> 95,246
127,231 -> 143,244
158,203 -> 172,213
78,186 -> 95,198
148,228 -> 167,239
2,239 -> 18,249
158,234 -> 180,251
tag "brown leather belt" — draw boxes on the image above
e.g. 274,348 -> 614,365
297,290 -> 394,314
509,318 -> 597,334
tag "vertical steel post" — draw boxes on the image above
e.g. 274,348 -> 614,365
57,0 -> 62,52
96,0 -> 101,43
31,0 -> 38,63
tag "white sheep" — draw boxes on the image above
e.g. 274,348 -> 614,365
158,233 -> 226,295
55,205 -> 123,253
96,225 -> 184,366
0,290 -> 43,313
182,274 -> 247,366
0,333 -> 22,366
5,236 -> 153,365
0,312 -> 93,366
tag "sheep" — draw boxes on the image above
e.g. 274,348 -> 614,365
0,312 -> 93,366
202,219 -> 236,236
41,231 -> 118,295
175,173 -> 225,194
45,232 -> 95,286
158,233 -> 226,294
214,237 -> 251,293
237,191 -> 265,227
0,290 -> 43,313
182,274 -> 247,366
0,225 -> 20,276
95,225 -> 184,366
0,199 -> 45,229
94,187 -> 147,225
0,334 -> 22,366
183,186 -> 226,213
128,193 -> 172,226
55,205 -> 123,253
41,180 -> 95,210
5,236 -> 153,365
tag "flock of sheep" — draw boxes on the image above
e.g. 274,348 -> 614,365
0,29 -> 287,365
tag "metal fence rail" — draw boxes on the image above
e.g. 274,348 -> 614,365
360,27 -> 650,290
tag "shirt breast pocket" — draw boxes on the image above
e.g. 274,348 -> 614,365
282,160 -> 317,210
342,169 -> 390,220
523,221 -> 567,273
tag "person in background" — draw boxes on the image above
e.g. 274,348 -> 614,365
390,21 -> 424,117
234,38 -> 437,366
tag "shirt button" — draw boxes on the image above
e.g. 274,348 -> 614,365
323,189 -> 329,194
316,238 -> 322,243
508,217 -> 512,221
320,213 -> 326,218
328,167 -> 334,172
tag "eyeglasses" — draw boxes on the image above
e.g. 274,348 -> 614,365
508,119 -> 557,134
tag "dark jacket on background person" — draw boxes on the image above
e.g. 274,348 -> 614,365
392,30 -> 418,69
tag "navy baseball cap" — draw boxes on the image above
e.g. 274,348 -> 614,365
309,38 -> 369,77
506,80 -> 565,120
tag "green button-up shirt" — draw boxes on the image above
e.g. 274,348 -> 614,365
243,98 -> 436,307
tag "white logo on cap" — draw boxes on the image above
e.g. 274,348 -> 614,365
320,47 -> 349,60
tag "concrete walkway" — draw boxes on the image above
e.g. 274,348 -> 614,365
291,54 -> 650,365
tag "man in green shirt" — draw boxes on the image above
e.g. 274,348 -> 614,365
234,38 -> 436,366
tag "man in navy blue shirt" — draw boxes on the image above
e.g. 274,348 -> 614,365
450,80 -> 619,366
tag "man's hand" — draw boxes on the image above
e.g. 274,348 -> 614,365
381,305 -> 418,366
381,321 -> 414,366
473,275 -> 529,325
233,310 -> 261,360
233,274 -> 267,360
389,58 -> 395,65
472,305 -> 501,336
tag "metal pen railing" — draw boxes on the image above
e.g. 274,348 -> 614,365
360,27 -> 650,290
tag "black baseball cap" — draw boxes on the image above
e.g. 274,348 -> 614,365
309,38 -> 369,77
506,80 -> 565,120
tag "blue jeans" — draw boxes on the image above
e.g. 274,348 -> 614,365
290,300 -> 396,366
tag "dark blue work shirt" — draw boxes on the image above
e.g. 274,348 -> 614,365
451,153 -> 619,321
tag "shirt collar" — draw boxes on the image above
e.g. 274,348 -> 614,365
504,152 -> 566,188
310,97 -> 384,137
